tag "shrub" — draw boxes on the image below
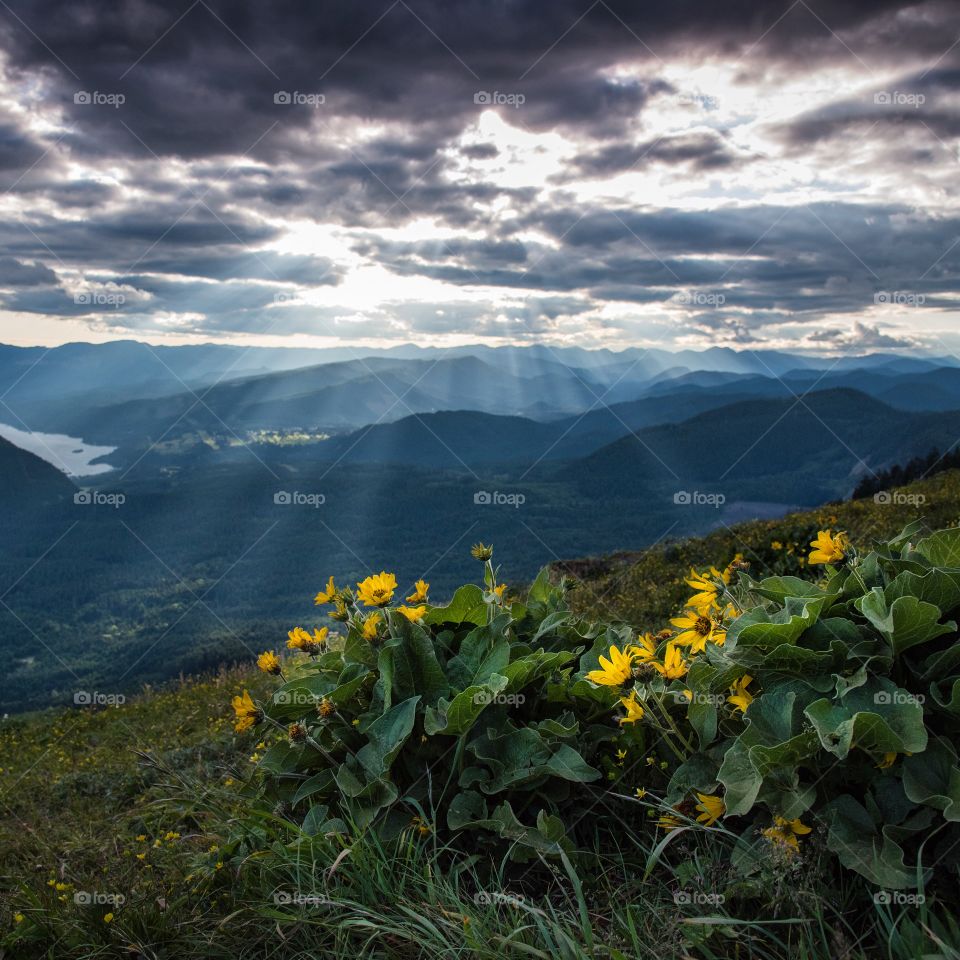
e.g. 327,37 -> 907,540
236,549 -> 625,857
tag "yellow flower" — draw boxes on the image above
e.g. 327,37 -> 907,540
876,751 -> 897,770
762,816 -> 812,854
694,792 -> 725,827
631,632 -> 659,663
103,912 -> 114,924
406,579 -> 429,603
684,566 -> 722,612
318,697 -> 335,718
397,605 -> 427,622
362,612 -> 382,640
14,912 -> 24,923
231,690 -> 262,733
493,583 -> 508,601
634,787 -> 647,799
256,651 -> 281,675
314,575 -> 338,605
329,599 -> 349,622
657,812 -> 683,832
808,529 -> 848,565
471,542 -> 493,561
652,642 -> 688,680
287,626 -> 329,653
728,675 -> 754,714
586,644 -> 636,686
357,572 -> 398,606
771,540 -> 783,551
618,690 -> 645,724
670,610 -> 724,653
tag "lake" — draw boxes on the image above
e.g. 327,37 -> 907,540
0,422 -> 117,477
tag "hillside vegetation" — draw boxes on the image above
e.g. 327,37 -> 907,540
3,470 -> 960,959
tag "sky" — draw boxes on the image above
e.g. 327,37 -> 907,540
0,0 -> 958,355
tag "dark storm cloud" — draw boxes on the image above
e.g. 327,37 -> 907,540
567,131 -> 743,176
0,257 -> 58,286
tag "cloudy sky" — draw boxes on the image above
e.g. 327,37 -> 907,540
0,0 -> 958,354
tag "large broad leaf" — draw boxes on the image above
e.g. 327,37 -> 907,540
930,676 -> 960,717
666,753 -> 720,805
915,528 -> 960,567
885,568 -> 960,615
726,595 -> 828,652
744,575 -> 838,605
423,675 -> 509,736
718,688 -> 821,816
444,614 -> 511,689
466,726 -> 599,794
902,737 -> 960,821
356,696 -> 421,780
824,795 -> 925,888
292,770 -> 336,805
448,796 -> 571,856
804,679 -> 928,759
380,619 -> 448,707
423,584 -> 487,627
857,589 -> 955,656
500,649 -> 575,694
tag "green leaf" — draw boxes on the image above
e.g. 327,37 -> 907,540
423,584 -> 487,627
902,737 -> 960,821
915,528 -> 960,567
380,619 -> 448,707
726,595 -> 828,652
292,771 -> 335,805
856,589 -> 954,655
804,679 -> 927,759
444,614 -> 511,689
824,795 -> 925,888
356,696 -> 421,780
885,568 -> 960,614
744,575 -> 838,605
423,676 -> 509,736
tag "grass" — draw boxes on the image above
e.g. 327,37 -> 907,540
3,473 -> 960,958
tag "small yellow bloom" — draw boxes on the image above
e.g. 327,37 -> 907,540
231,689 -> 262,733
397,605 -> 427,622
318,697 -> 335,718
314,575 -> 338,605
103,912 -> 114,924
493,583 -> 508,601
771,540 -> 783,551
652,642 -> 688,680
256,650 -> 281,675
586,645 -> 636,686
631,632 -> 659,663
136,834 -> 147,842
406,579 -> 429,603
634,787 -> 647,799
728,675 -> 754,714
876,751 -> 897,770
684,567 -> 722,612
287,626 -> 328,653
14,913 -> 24,923
471,542 -> 493,561
330,599 -> 349,622
762,816 -> 812,854
618,690 -> 645,724
657,812 -> 683,832
694,792 -> 725,827
362,612 -> 382,640
670,610 -> 724,654
808,529 -> 848,565
357,572 -> 398,606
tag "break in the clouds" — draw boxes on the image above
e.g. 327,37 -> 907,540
0,0 -> 958,353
